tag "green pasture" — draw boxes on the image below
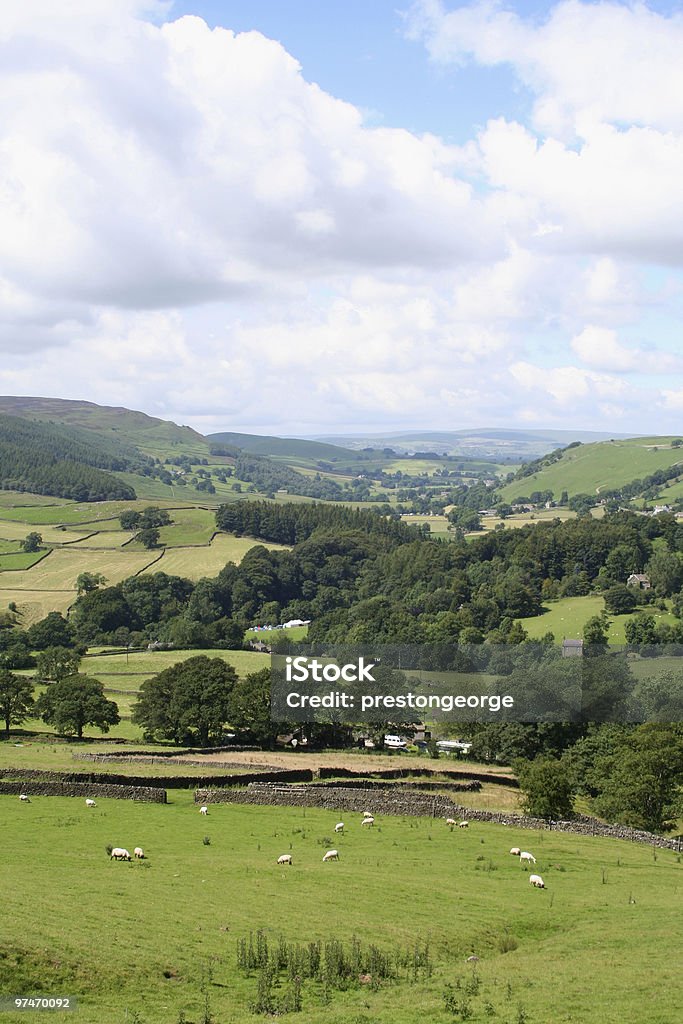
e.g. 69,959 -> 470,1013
499,437 -> 683,502
0,549 -> 48,571
0,499 -> 186,527
522,595 -> 678,643
81,648 -> 269,681
1,795 -> 681,1024
141,533 -> 287,580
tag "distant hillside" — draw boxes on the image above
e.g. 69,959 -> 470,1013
0,397 -> 206,457
312,428 -> 625,461
208,431 -> 366,462
499,437 -> 683,502
0,413 -> 137,501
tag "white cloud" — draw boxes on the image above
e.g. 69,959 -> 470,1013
408,0 -> 683,137
0,0 -> 681,434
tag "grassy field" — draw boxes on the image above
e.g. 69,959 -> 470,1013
1,795 -> 681,1024
499,437 -> 683,501
0,550 -> 47,571
140,534 -> 287,580
522,595 -> 678,643
0,588 -> 74,624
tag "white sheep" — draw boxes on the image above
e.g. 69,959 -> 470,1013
445,818 -> 457,827
277,854 -> 292,866
520,851 -> 536,866
85,798 -> 96,808
19,794 -> 30,802
361,816 -> 374,827
110,848 -> 131,861
199,805 -> 208,815
509,847 -> 521,856
362,810 -> 373,818
529,874 -> 545,888
458,820 -> 469,828
322,849 -> 339,862
334,822 -> 344,833
134,847 -> 145,859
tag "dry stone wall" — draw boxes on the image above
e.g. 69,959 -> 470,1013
0,779 -> 166,802
194,782 -> 683,852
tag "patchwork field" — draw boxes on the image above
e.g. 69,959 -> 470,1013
1,795 -> 680,1024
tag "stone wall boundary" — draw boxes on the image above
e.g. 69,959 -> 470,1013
193,783 -> 683,852
1,780 -> 166,802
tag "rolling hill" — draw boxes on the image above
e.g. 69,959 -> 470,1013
499,436 -> 683,501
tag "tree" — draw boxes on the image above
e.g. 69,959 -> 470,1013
26,612 -> 75,650
583,613 -> 610,652
592,724 -> 683,832
0,669 -> 35,738
132,656 -> 237,746
646,549 -> 682,597
35,646 -> 81,682
75,572 -> 108,596
21,532 -> 42,553
119,510 -> 141,530
514,756 -> 575,820
603,584 -> 637,615
625,612 -> 658,646
34,675 -> 119,739
135,527 -> 160,549
229,667 -> 291,749
139,507 -> 172,529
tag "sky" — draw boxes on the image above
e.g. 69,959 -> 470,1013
1,0 -> 683,436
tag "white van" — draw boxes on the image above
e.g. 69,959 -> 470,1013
384,734 -> 408,749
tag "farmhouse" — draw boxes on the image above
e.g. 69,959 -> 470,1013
561,638 -> 584,657
627,573 -> 651,590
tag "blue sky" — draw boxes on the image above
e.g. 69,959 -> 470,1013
1,0 -> 682,435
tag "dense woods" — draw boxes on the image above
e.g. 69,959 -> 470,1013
0,414 -> 139,500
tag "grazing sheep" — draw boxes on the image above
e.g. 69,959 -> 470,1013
509,847 -> 521,856
520,851 -> 536,866
445,818 -> 457,827
334,822 -> 344,833
110,848 -> 131,861
19,794 -> 30,802
277,854 -> 293,866
322,850 -> 339,862
85,799 -> 96,808
362,810 -> 373,818
459,820 -> 469,828
199,805 -> 208,815
361,816 -> 374,827
529,874 -> 545,888
134,847 -> 145,859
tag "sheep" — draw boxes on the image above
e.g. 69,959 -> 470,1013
199,805 -> 208,815
362,810 -> 373,818
361,816 -> 374,827
445,818 -> 457,827
334,822 -> 344,834
529,874 -> 545,888
458,820 -> 469,828
509,847 -> 521,856
277,854 -> 292,866
520,851 -> 536,866
322,850 -> 339,862
19,794 -> 30,802
134,847 -> 145,859
85,798 -> 97,808
110,848 -> 131,861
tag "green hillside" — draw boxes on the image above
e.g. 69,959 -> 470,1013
0,397 -> 206,458
500,437 -> 683,501
208,430 -> 369,463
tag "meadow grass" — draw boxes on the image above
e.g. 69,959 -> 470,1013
1,795 -> 681,1024
139,534 -> 287,580
499,437 -> 683,501
522,595 -> 678,642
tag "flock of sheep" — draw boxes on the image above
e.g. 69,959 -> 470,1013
19,794 -> 545,887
